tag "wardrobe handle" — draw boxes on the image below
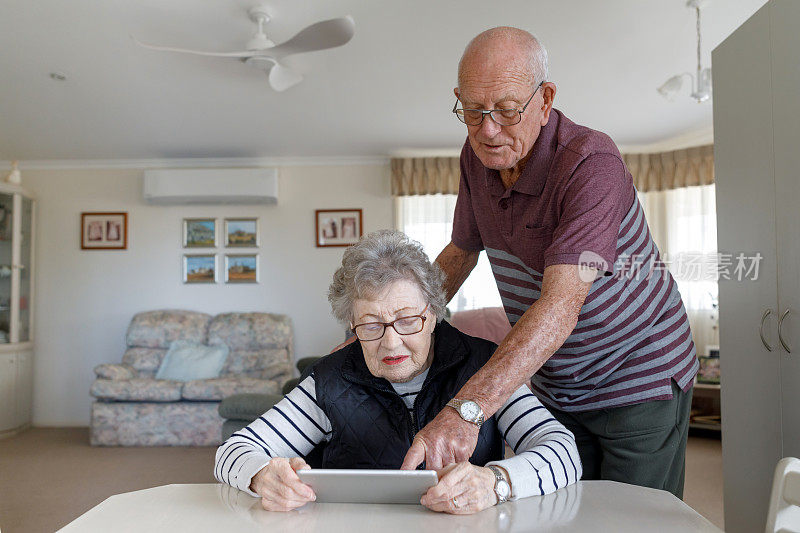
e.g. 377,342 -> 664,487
779,309 -> 792,353
760,309 -> 774,352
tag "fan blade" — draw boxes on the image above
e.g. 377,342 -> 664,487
267,16 -> 355,58
268,63 -> 304,92
131,35 -> 257,58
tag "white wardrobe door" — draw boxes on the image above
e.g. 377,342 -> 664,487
770,0 -> 800,459
713,3 -> 781,532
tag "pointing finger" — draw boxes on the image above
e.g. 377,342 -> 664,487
401,438 -> 427,470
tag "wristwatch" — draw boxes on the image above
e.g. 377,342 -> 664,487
446,398 -> 485,428
487,465 -> 512,504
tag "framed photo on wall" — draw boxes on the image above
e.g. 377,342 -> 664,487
225,254 -> 258,283
183,218 -> 217,248
225,218 -> 258,248
81,212 -> 128,250
183,254 -> 217,283
315,209 -> 363,247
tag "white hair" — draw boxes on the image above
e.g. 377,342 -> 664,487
327,230 -> 447,326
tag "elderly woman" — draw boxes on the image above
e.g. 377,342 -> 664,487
214,230 -> 581,514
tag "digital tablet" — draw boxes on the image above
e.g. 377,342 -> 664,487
296,469 -> 438,504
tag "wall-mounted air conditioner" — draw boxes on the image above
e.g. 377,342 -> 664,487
143,168 -> 279,205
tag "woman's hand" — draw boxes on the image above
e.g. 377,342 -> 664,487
249,457 -> 316,511
420,462 -> 497,514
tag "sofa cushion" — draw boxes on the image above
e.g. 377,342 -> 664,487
182,377 -> 281,401
94,363 -> 137,381
121,347 -> 167,375
207,313 -> 292,351
156,341 -> 229,382
220,349 -> 291,380
91,378 -> 183,402
126,310 -> 211,349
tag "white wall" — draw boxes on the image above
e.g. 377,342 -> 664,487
23,163 -> 392,426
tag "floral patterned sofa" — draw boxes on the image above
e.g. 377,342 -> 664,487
90,310 -> 293,446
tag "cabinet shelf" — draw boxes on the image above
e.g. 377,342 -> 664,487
694,382 -> 720,390
690,421 -> 722,431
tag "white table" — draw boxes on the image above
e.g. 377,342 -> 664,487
59,481 -> 721,532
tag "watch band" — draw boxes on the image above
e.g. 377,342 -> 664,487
487,465 -> 511,504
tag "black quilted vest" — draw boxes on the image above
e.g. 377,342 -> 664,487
310,320 -> 505,469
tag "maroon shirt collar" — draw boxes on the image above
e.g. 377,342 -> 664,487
480,109 -> 561,198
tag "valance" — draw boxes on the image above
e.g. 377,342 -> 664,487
390,157 -> 460,196
622,145 -> 714,192
391,144 -> 714,196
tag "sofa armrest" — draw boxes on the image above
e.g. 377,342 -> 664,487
94,363 -> 137,381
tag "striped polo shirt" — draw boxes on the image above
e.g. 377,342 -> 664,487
452,109 -> 698,412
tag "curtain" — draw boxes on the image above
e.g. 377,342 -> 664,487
622,145 -> 714,192
638,184 -> 719,356
394,195 -> 501,312
392,145 -> 713,196
391,158 -> 460,195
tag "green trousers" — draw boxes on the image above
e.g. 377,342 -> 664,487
547,381 -> 693,499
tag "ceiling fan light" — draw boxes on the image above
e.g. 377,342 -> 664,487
658,75 -> 683,100
243,56 -> 274,70
268,63 -> 303,92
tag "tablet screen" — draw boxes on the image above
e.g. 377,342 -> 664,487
296,469 -> 438,504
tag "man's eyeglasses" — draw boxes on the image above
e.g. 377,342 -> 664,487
453,82 -> 543,126
352,305 -> 429,341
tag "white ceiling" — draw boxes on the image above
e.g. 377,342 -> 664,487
0,0 -> 767,163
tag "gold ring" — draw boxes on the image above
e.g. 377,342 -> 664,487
452,496 -> 460,508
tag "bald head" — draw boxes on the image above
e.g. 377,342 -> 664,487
458,27 -> 549,89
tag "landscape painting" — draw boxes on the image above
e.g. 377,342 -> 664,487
184,218 -> 216,248
225,218 -> 258,247
183,254 -> 216,283
225,254 -> 258,283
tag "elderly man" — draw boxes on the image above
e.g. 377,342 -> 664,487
401,27 -> 698,499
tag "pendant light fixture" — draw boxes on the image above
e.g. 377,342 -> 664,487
658,0 -> 712,103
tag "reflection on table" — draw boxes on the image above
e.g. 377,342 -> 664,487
59,481 -> 720,533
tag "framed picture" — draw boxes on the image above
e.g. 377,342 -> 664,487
183,218 -> 217,248
315,209 -> 363,247
697,355 -> 721,384
225,254 -> 259,283
225,218 -> 258,247
183,254 -> 217,283
81,212 -> 128,250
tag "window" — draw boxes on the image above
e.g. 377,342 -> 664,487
638,184 -> 719,355
394,195 -> 501,312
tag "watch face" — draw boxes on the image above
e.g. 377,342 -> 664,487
497,480 -> 511,500
460,400 -> 481,421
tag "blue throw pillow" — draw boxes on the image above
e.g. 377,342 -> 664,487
155,340 -> 229,382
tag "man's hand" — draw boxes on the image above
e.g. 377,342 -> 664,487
401,406 -> 479,470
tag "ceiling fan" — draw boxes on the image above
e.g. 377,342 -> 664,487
132,5 -> 355,92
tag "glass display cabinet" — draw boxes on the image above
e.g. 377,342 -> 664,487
0,184 -> 35,438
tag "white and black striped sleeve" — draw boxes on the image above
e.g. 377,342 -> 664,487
487,385 -> 582,499
213,375 -> 332,496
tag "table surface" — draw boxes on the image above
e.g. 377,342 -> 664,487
59,481 -> 721,533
